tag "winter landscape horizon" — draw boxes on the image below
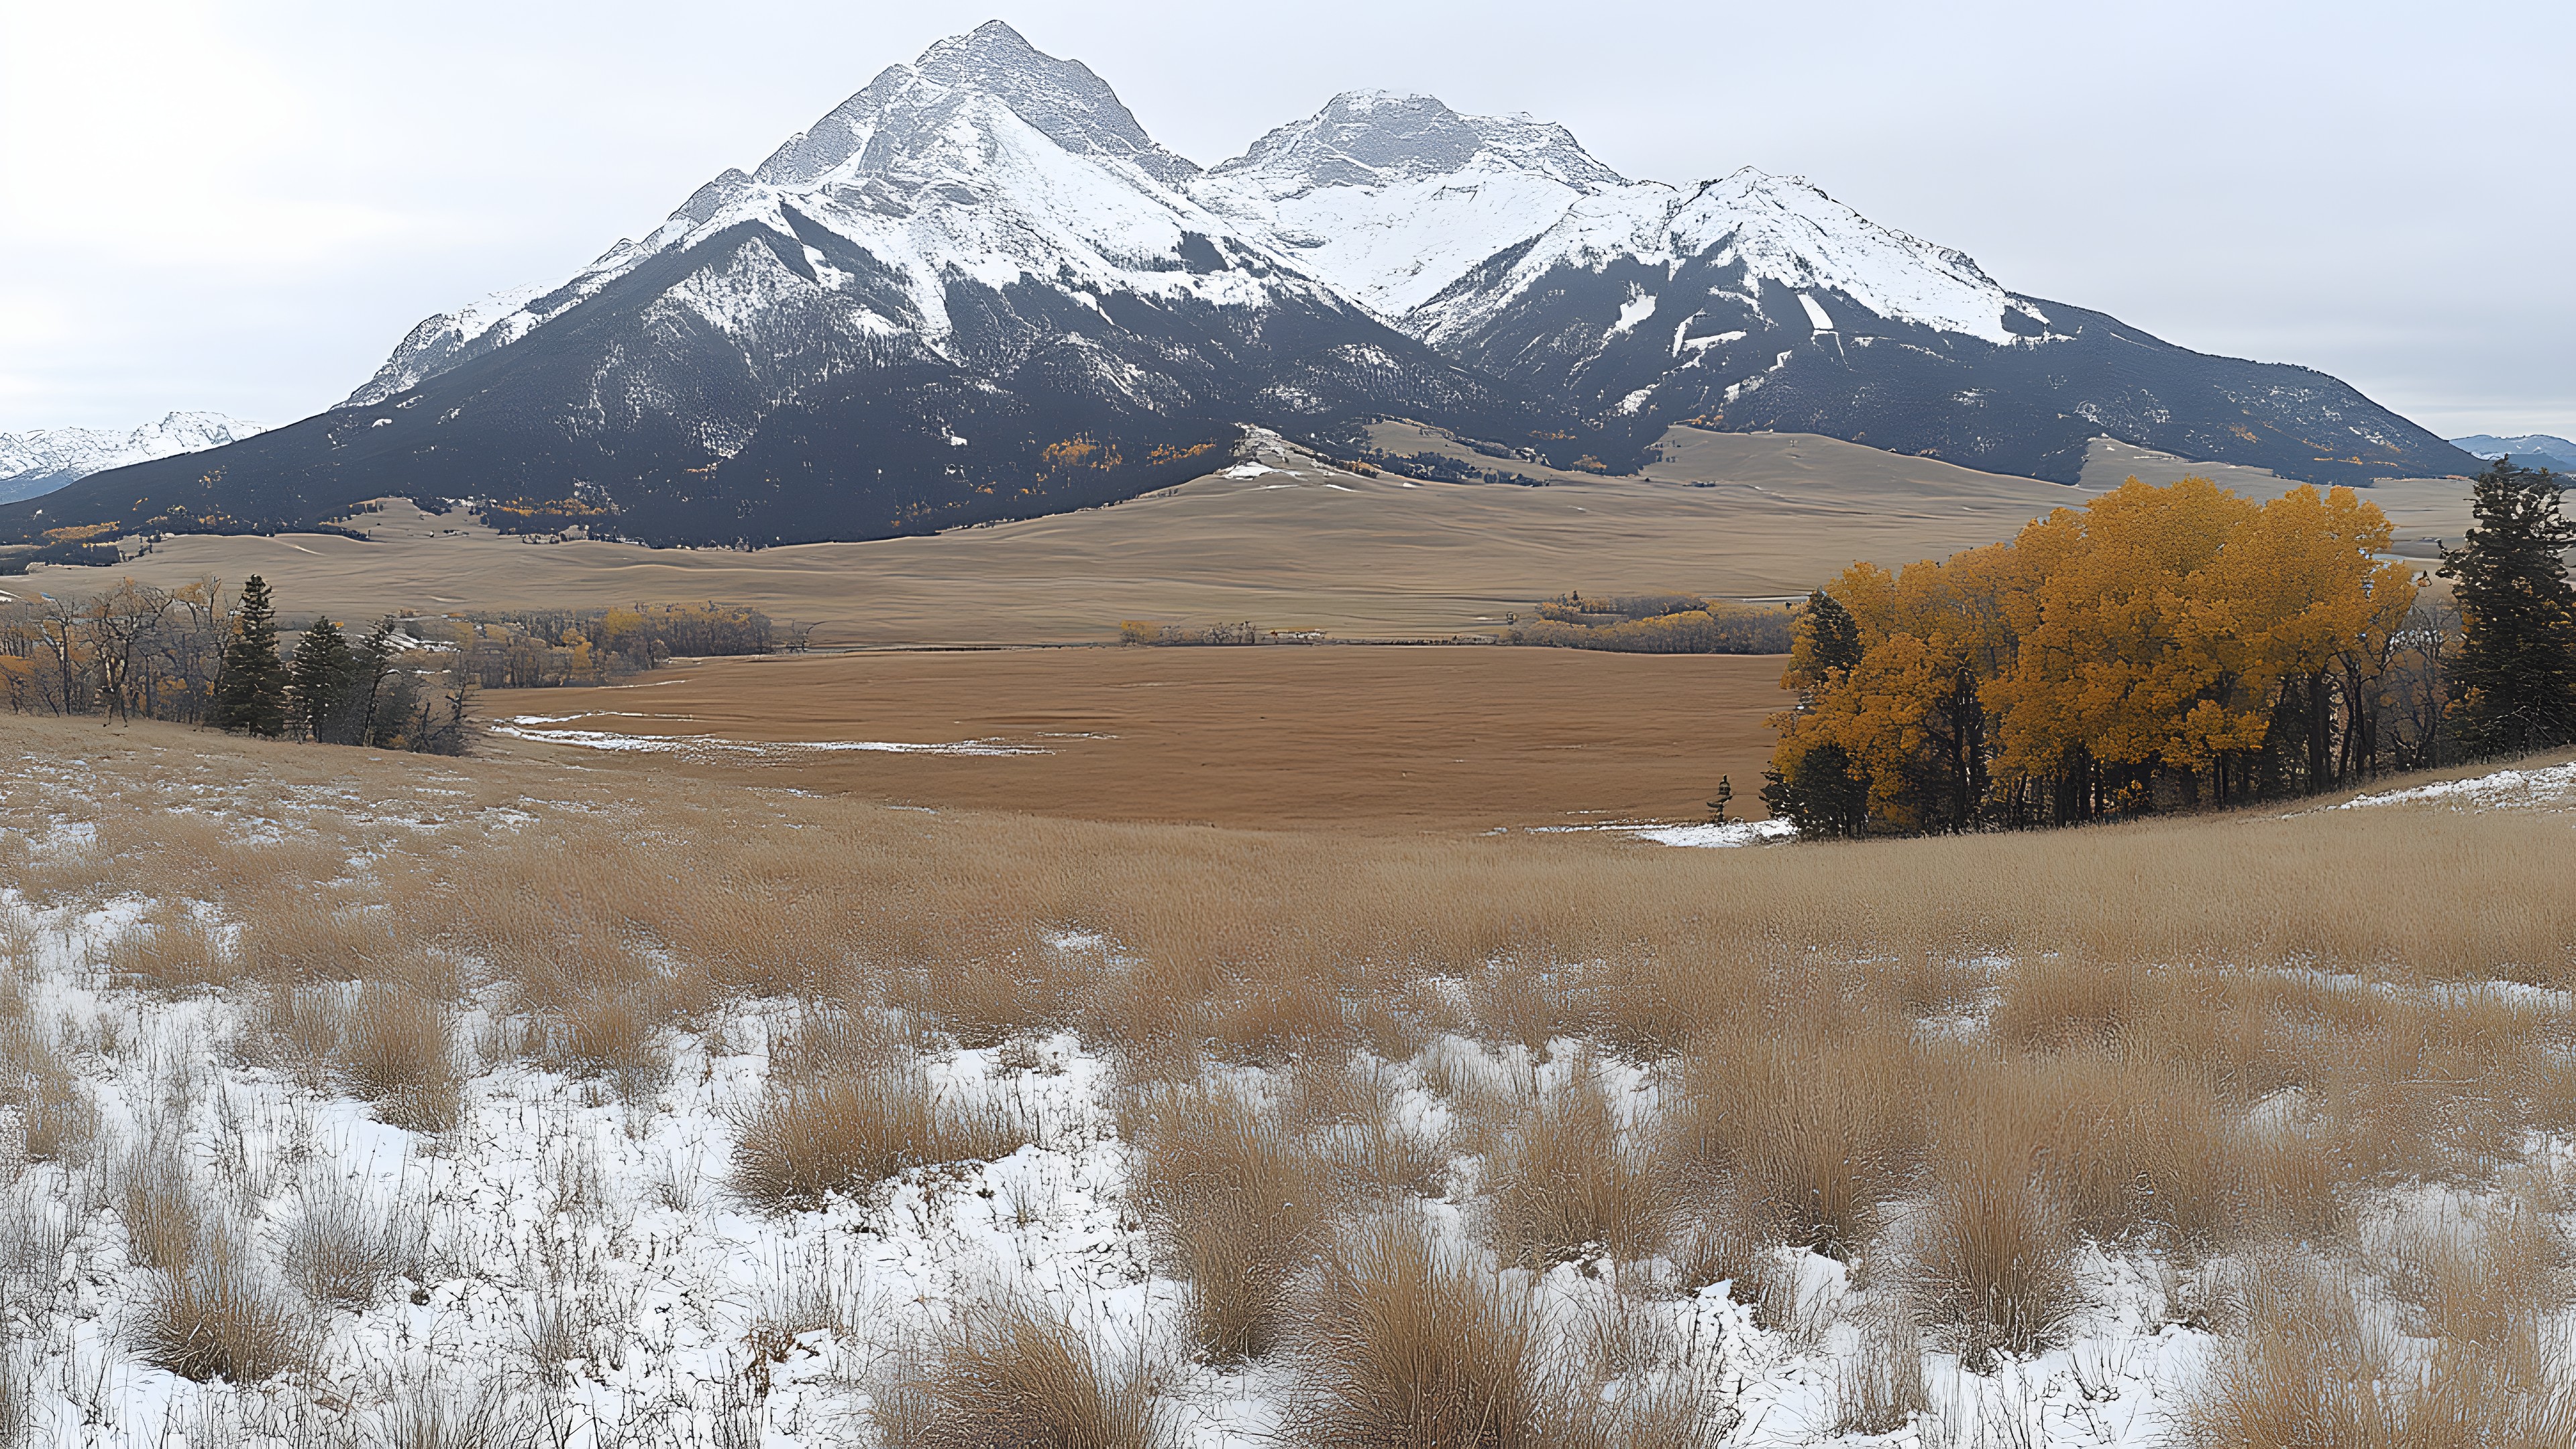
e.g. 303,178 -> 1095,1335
5,9 -> 2576,1448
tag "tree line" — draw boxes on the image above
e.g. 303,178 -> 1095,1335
2,574 -> 468,752
1764,462 -> 2576,836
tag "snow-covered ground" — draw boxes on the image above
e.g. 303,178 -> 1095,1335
1,752 -> 2568,1446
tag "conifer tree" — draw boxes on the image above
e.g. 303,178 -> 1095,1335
286,617 -> 353,742
345,619 -> 403,747
205,574 -> 287,737
2440,460 -> 2576,755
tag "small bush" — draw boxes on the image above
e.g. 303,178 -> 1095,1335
135,1239 -> 307,1383
336,983 -> 462,1132
732,1061 -> 1017,1211
1289,1215 -> 1554,1448
1128,1081 -> 1334,1359
889,1297 -> 1169,1449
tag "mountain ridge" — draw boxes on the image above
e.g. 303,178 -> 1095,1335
0,412 -> 268,506
3,22 -> 2475,549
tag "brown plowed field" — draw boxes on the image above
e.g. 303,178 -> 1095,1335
482,645 -> 1786,832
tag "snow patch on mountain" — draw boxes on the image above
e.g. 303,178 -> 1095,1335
2451,433 -> 2576,469
1191,91 -> 1633,318
1411,168 -> 2040,350
0,412 -> 267,503
343,22 -> 1343,411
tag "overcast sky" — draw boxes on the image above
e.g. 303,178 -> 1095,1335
2,0 -> 2567,441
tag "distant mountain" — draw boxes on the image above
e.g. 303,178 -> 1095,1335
1202,95 -> 2473,486
2451,434 -> 2576,472
2,25 -> 2475,548
7,23 -> 1528,547
0,412 -> 266,506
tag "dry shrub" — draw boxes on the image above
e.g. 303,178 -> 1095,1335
555,992 -> 670,1102
114,1140 -> 204,1272
2183,1254 -> 2576,1447
1666,1024 -> 1921,1258
1904,1120 -> 2079,1371
2007,1048 -> 2240,1248
278,1175 -> 432,1308
335,983 -> 462,1132
375,1371 -> 515,1449
1485,1064 -> 1666,1265
1289,1215 -> 1555,1449
0,1012 -> 95,1165
134,1234 -> 308,1383
103,906 -> 240,991
1126,1080 -> 1335,1359
884,1297 -> 1169,1449
732,1059 -> 1018,1211
1835,1297 -> 1928,1435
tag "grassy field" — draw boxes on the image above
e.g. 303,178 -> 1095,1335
3,710 -> 2572,1446
482,646 -> 1788,830
18,427 -> 2472,647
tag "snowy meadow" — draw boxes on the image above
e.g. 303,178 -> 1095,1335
1,715 -> 2573,1447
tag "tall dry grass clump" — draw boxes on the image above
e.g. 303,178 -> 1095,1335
1484,1064 -> 1666,1265
103,906 -> 241,992
133,1230 -> 308,1384
1288,1215 -> 1556,1449
877,1297 -> 1169,1449
1664,1024 -> 1921,1259
1902,1118 -> 2079,1371
1125,1080 -> 1336,1359
334,983 -> 462,1132
277,1175 -> 433,1309
0,990 -> 95,1166
2182,1248 -> 2576,1447
732,1052 -> 1019,1211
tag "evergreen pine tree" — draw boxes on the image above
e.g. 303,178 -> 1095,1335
343,619 -> 403,747
286,617 -> 354,742
2440,460 -> 2576,755
205,575 -> 288,737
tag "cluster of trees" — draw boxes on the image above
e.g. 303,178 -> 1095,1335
1507,592 -> 1794,654
204,578 -> 472,752
1118,620 -> 1268,646
1,574 -> 471,753
1762,465 -> 2576,836
445,603 -> 792,688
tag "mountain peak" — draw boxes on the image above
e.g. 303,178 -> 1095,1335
753,22 -> 1196,193
1213,90 -> 1624,195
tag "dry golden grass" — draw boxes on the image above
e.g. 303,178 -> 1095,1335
9,715 -> 2576,1421
335,983 -> 463,1132
1665,1026 -> 1922,1259
883,1297 -> 1170,1449
1484,1063 -> 1666,1265
731,1055 -> 1022,1212
1124,1079 -> 1336,1360
1904,1118 -> 2079,1371
133,1234 -> 309,1384
2182,1252 -> 2576,1448
1288,1214 -> 1554,1449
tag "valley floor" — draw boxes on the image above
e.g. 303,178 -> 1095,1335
2,715 -> 2571,1446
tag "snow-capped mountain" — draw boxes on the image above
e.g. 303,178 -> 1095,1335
0,413 -> 266,505
1189,91 -> 1628,319
11,22 -> 1525,546
3,23 -> 2473,547
2452,434 -> 2576,472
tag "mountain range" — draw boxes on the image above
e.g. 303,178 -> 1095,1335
1,22 -> 2475,549
2451,434 -> 2576,472
0,413 -> 266,507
